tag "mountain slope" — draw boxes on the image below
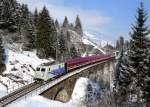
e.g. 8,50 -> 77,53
0,49 -> 51,96
68,30 -> 107,56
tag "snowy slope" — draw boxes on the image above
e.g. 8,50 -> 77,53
10,95 -> 75,107
67,30 -> 108,56
3,49 -> 51,81
82,32 -> 109,56
84,32 -> 108,47
0,49 -> 52,96
82,36 -> 106,55
10,77 -> 103,107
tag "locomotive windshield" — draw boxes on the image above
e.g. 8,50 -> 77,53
41,68 -> 46,72
36,67 -> 40,71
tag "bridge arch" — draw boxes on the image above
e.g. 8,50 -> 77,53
54,87 -> 69,102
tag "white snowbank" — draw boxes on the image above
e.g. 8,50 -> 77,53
0,49 -> 52,96
4,49 -> 50,73
0,83 -> 7,98
3,49 -> 51,81
10,95 -> 75,107
70,77 -> 101,107
9,77 -> 102,107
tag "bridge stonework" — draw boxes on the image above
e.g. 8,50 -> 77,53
40,58 -> 115,102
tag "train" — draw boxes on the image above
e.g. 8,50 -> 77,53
34,55 -> 114,81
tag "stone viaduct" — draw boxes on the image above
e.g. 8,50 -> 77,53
40,57 -> 116,102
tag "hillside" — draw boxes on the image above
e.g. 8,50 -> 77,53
0,31 -> 110,98
0,49 -> 51,97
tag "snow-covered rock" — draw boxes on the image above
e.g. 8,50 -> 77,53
70,77 -> 101,107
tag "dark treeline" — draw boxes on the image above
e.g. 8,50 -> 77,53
114,2 -> 150,106
116,36 -> 129,50
0,0 -> 83,61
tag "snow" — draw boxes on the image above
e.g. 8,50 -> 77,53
82,35 -> 106,55
0,48 -> 52,96
0,83 -> 7,98
3,49 -> 51,80
70,77 -> 101,107
10,95 -> 75,107
84,32 -> 108,47
4,49 -> 50,72
8,77 -> 103,107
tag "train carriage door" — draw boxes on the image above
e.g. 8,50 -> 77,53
65,62 -> 67,73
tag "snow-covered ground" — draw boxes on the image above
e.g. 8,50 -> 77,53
10,77 -> 103,107
82,36 -> 106,55
84,32 -> 108,48
0,49 -> 52,97
10,95 -> 75,107
0,83 -> 7,98
82,32 -> 109,56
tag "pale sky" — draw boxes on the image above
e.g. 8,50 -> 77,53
17,0 -> 150,43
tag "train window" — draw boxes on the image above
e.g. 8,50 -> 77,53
41,68 -> 45,72
49,68 -> 51,71
36,68 -> 40,71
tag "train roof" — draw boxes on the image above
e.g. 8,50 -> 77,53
39,61 -> 64,67
40,61 -> 56,66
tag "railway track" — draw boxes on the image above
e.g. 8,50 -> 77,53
0,82 -> 41,107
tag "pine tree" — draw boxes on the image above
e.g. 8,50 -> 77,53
0,36 -> 5,65
20,4 -> 29,25
36,6 -> 57,58
128,2 -> 150,102
142,51 -> 150,106
0,0 -> 20,31
70,45 -> 78,58
70,23 -> 74,30
62,16 -> 69,28
34,8 -> 38,27
75,15 -> 83,36
58,30 -> 66,61
24,16 -> 36,50
115,50 -> 131,103
124,40 -> 129,49
116,36 -> 125,50
119,36 -> 124,49
55,19 -> 59,29
116,40 -> 120,50
66,31 -> 71,42
20,4 -> 35,50
0,1 -> 2,21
